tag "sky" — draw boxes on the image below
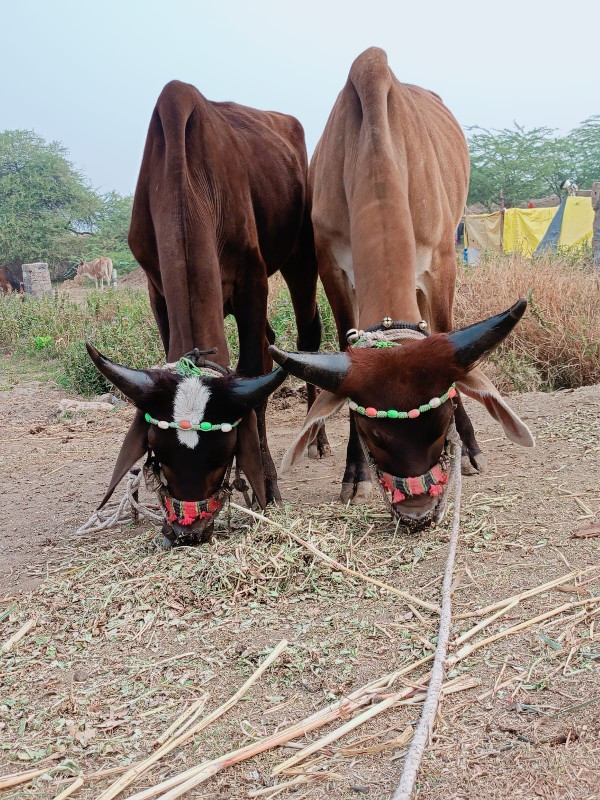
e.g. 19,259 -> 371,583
2,0 -> 598,196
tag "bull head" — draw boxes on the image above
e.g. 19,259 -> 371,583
86,344 -> 286,539
270,299 -> 534,522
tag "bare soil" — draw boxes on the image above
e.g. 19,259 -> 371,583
0,367 -> 598,799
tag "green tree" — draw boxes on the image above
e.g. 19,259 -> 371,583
467,118 -> 600,209
0,130 -> 101,278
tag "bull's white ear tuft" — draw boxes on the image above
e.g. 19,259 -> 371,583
281,391 -> 346,472
457,366 -> 535,447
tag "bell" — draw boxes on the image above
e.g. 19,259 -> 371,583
382,317 -> 393,329
418,320 -> 428,330
346,328 -> 360,344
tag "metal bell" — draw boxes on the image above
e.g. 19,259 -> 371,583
346,328 -> 360,344
382,317 -> 393,329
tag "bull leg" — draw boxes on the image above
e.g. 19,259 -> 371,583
280,252 -> 330,460
233,263 -> 281,504
147,279 -> 170,357
317,240 -> 372,503
420,246 -> 486,475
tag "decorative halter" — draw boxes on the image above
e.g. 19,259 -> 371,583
348,384 -> 456,420
144,356 -> 241,433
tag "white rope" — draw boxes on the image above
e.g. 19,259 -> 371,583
392,425 -> 463,800
75,470 -> 164,535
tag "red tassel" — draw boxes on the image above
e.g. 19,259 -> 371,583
392,489 -> 406,503
180,501 -> 197,526
429,484 -> 444,497
208,497 -> 222,513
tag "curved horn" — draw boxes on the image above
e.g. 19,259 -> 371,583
269,345 -> 351,393
447,298 -> 527,369
229,367 -> 288,410
86,342 -> 157,407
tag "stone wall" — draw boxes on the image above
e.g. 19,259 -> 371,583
22,262 -> 52,297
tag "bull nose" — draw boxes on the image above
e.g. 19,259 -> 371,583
392,494 -> 440,522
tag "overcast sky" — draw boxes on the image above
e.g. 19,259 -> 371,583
2,0 -> 598,195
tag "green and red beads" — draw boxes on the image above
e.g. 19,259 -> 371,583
348,384 -> 456,420
144,412 -> 241,433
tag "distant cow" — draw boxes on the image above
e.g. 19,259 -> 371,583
270,48 -> 534,526
77,257 -> 113,289
0,266 -> 21,293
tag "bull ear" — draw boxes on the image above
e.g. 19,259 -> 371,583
86,342 -> 157,408
281,390 -> 346,472
269,346 -> 351,393
229,367 -> 287,411
457,367 -> 535,447
448,298 -> 527,369
235,411 -> 267,508
98,410 -> 149,509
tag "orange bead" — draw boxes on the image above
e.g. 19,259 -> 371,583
448,388 -> 457,399
408,408 -> 420,419
179,419 -> 192,429
365,407 -> 378,417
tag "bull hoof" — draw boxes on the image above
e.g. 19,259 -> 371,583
340,482 -> 355,504
161,536 -> 173,550
461,451 -> 488,476
351,481 -> 373,505
307,440 -> 332,460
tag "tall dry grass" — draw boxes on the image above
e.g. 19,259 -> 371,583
454,251 -> 600,392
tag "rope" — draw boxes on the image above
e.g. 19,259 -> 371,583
391,424 -> 463,800
75,470 -> 164,535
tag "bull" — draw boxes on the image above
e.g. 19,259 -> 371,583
77,257 -> 113,290
269,48 -> 534,525
87,80 -> 322,543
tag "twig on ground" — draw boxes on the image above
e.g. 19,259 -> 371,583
152,694 -> 209,748
0,765 -> 53,790
51,775 -> 84,800
97,639 -> 287,800
1,617 -> 37,653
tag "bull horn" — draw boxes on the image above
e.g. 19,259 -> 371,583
229,367 -> 288,410
269,345 -> 351,392
86,342 -> 157,406
447,298 -> 527,369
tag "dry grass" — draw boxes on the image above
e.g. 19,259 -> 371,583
454,251 -> 600,392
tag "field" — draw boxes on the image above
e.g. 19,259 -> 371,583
0,258 -> 599,800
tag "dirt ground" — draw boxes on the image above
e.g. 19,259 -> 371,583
0,362 -> 599,799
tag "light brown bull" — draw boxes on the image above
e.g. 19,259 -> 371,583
77,257 -> 113,290
270,48 -> 533,525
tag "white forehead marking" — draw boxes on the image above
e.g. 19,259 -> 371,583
173,377 -> 211,449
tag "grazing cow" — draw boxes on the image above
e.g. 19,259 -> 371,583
0,266 -> 21,293
87,80 -> 322,544
270,48 -> 534,525
77,257 -> 113,289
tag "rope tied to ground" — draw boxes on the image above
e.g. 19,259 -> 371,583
392,423 -> 463,800
75,469 -> 164,535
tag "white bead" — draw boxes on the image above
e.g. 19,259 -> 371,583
158,420 -> 170,429
429,397 -> 441,408
348,400 -> 358,411
221,423 -> 232,433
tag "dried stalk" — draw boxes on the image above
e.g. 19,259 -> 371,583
153,693 -> 209,748
392,435 -> 461,800
230,502 -> 439,613
448,596 -> 600,666
97,639 -> 287,800
455,567 -> 597,620
454,599 -> 519,647
1,617 -> 36,653
0,765 -> 52,790
51,775 -> 84,799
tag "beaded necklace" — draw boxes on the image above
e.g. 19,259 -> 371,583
144,357 -> 241,433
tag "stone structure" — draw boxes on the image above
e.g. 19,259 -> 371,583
22,262 -> 52,297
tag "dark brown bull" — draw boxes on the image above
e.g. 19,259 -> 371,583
270,48 -> 534,526
88,80 -> 322,542
0,266 -> 22,293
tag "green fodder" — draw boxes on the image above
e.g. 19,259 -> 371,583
454,251 -> 600,392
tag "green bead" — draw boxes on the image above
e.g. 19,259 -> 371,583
356,406 -> 365,415
419,404 -> 430,413
399,411 -> 409,419
387,409 -> 399,419
145,412 -> 152,423
200,421 -> 212,431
